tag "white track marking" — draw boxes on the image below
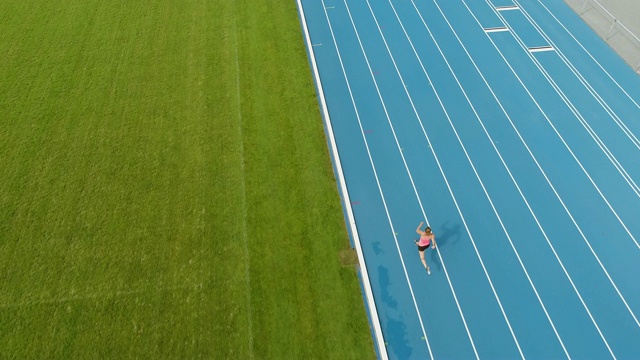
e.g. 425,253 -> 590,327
528,45 -> 555,52
485,26 -> 510,33
514,2 -> 640,195
297,0 -> 389,357
489,0 -> 640,335
515,0 -> 640,153
463,0 -> 640,356
385,0 -> 570,356
428,5 -> 620,340
365,0 -> 539,356
496,5 -> 520,11
331,0 -> 436,356
484,0 -> 640,249
533,0 -> 640,140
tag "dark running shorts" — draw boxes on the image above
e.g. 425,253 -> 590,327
418,244 -> 430,252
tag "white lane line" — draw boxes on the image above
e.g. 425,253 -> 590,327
530,0 -> 640,147
296,1 -> 388,358
365,0 -> 534,356
516,0 -> 640,189
391,0 -> 570,356
487,0 -> 640,291
354,0 -> 487,356
336,0 -> 439,356
427,0 -> 590,292
513,1 -> 640,192
322,0 -> 435,358
489,2 -> 640,236
462,0 -> 632,356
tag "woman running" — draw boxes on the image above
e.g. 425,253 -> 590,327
415,221 -> 437,275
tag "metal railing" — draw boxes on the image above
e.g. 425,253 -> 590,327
579,0 -> 640,72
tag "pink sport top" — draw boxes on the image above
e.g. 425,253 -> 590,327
418,234 -> 431,247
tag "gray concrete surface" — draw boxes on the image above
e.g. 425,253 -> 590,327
564,0 -> 640,73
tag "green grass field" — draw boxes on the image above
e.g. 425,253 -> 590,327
0,0 -> 375,358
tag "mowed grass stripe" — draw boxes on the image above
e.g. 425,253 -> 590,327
1,0 -> 251,357
232,5 -> 255,358
0,0 -> 374,358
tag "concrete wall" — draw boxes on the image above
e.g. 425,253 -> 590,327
564,0 -> 640,73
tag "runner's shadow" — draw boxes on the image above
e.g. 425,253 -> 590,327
429,221 -> 461,272
437,221 -> 461,247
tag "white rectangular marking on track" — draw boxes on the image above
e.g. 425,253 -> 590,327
496,5 -> 519,11
528,45 -> 555,53
484,27 -> 510,33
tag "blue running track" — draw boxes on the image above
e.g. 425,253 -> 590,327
296,0 -> 640,358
